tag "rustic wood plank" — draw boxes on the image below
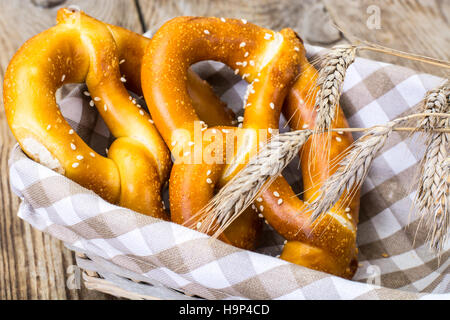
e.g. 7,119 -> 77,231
324,0 -> 450,77
138,0 -> 449,77
137,0 -> 343,44
0,0 -> 142,300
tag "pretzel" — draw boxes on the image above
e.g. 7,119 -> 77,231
3,9 -> 233,218
142,17 -> 359,276
259,47 -> 360,278
142,17 -> 303,249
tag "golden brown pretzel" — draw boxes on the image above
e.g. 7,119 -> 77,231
142,16 -> 303,249
259,48 -> 360,278
3,9 -> 232,218
142,17 -> 359,276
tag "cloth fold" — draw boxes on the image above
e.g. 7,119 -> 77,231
8,44 -> 449,299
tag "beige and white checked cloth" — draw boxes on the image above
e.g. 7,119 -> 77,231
8,44 -> 449,300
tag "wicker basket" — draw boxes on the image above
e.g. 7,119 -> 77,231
70,245 -> 200,300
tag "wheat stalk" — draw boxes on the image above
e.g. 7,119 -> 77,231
307,122 -> 395,221
357,42 -> 450,70
191,113 -> 450,238
415,131 -> 449,253
413,81 -> 450,254
417,81 -> 449,131
314,44 -> 357,131
187,130 -> 312,237
307,111 -> 450,225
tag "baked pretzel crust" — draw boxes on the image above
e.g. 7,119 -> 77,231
4,9 -> 233,218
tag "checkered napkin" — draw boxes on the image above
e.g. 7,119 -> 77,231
8,44 -> 449,300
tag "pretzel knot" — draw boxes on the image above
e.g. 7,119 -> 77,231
3,9 -> 170,218
144,17 -> 360,277
2,10 -> 208,221
142,17 -> 303,249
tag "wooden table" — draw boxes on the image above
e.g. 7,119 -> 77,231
0,0 -> 448,300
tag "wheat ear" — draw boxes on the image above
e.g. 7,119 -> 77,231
314,44 -> 357,131
415,132 -> 449,253
307,110 -> 450,224
417,81 -> 449,131
307,122 -> 395,221
414,81 -> 450,253
189,130 -> 312,237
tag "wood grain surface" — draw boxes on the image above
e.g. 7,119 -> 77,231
324,0 -> 450,77
0,0 -> 143,300
0,0 -> 448,300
